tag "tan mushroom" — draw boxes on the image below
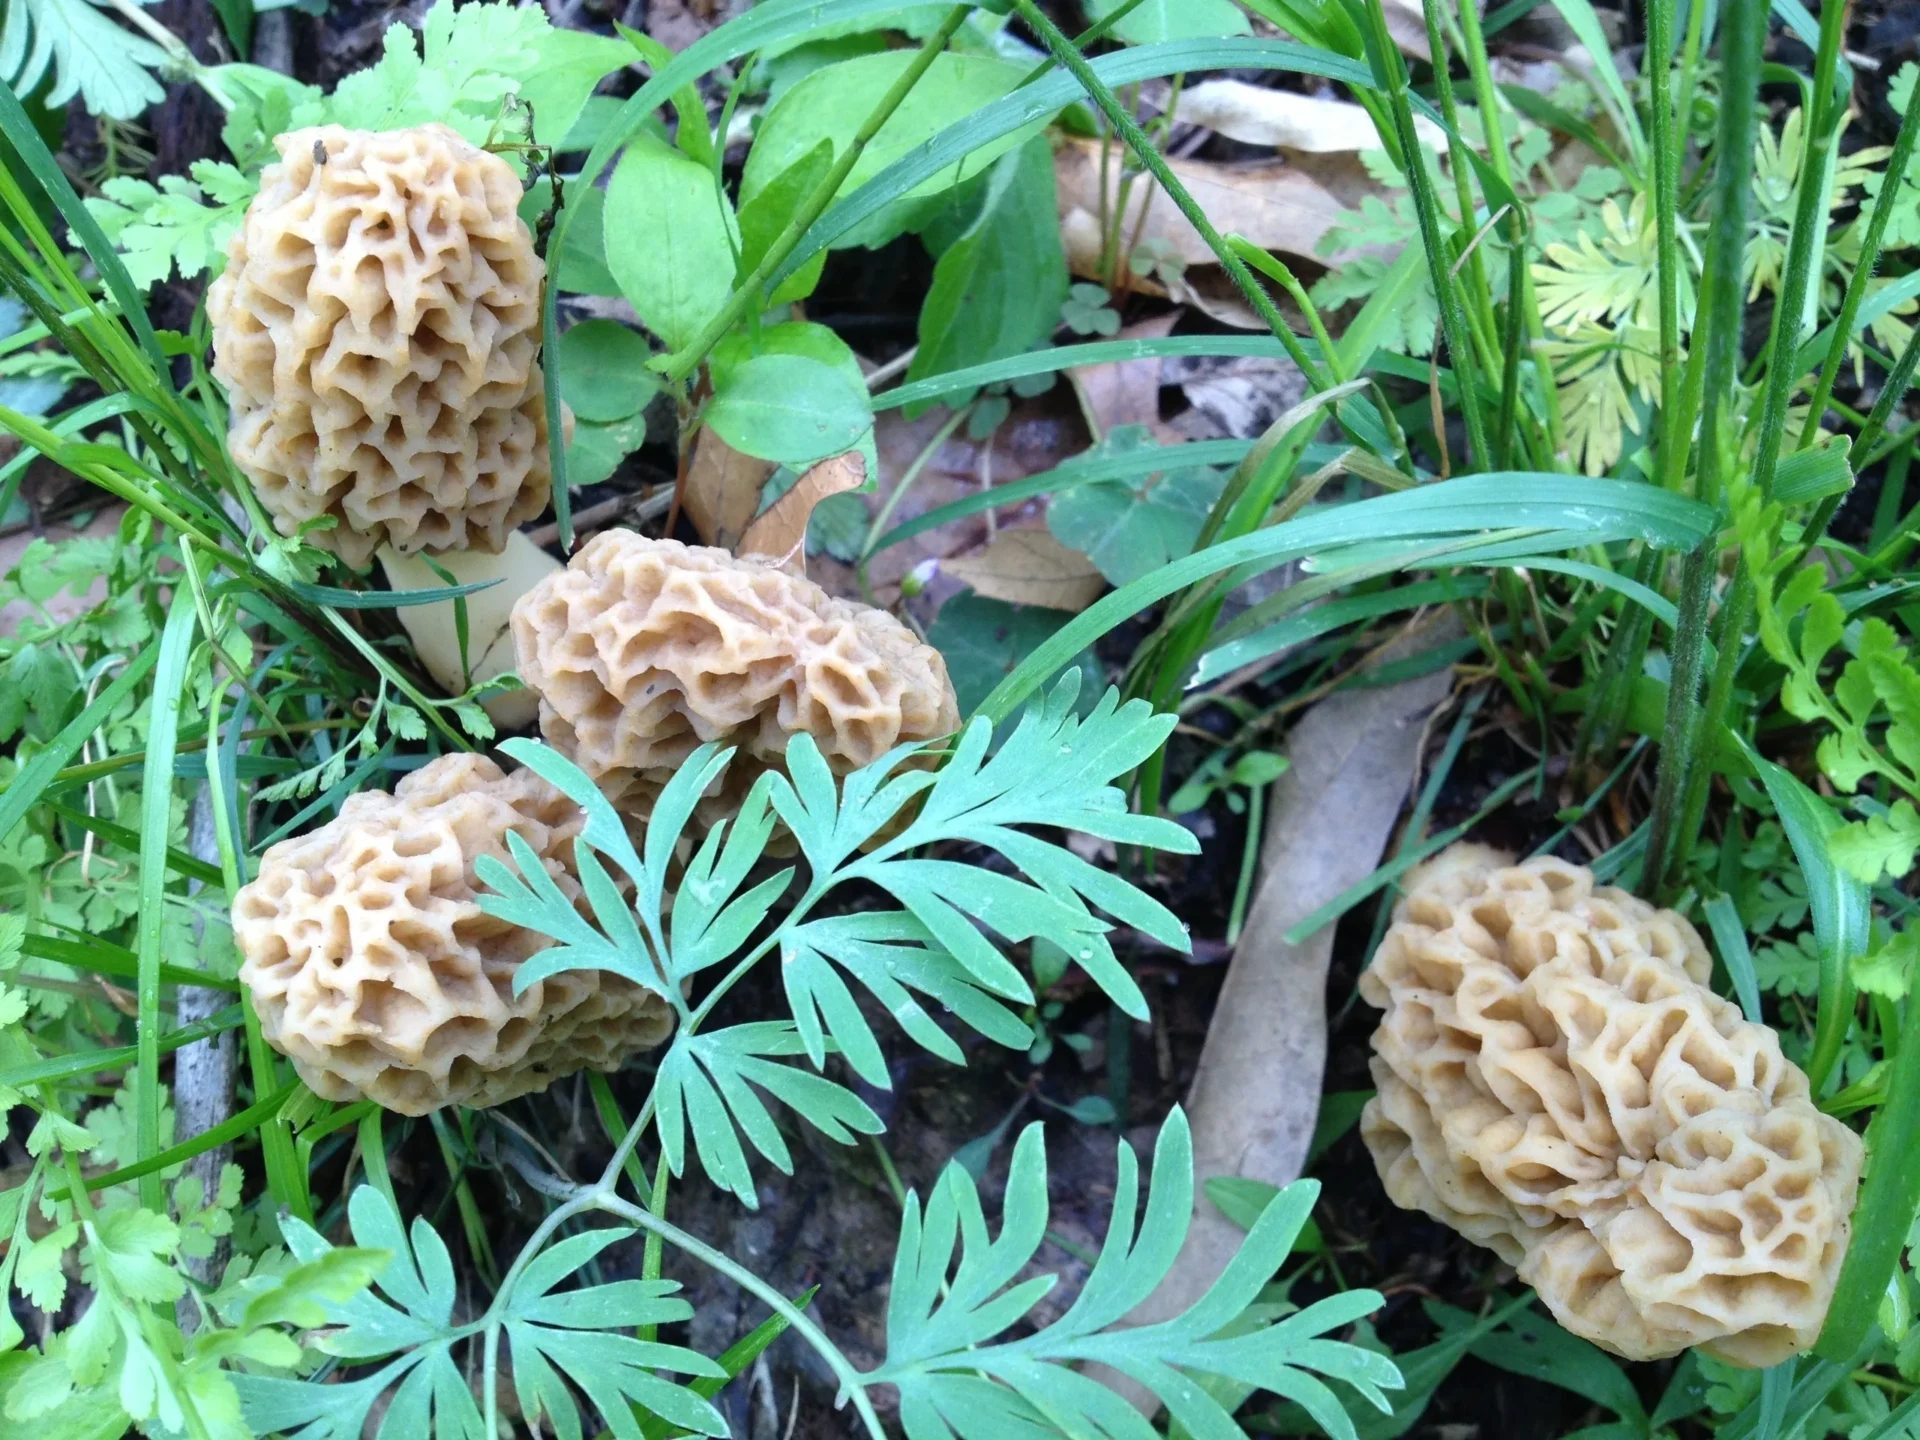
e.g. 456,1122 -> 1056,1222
233,753 -> 673,1115
509,530 -> 960,823
1359,843 -> 1862,1367
208,123 -> 557,569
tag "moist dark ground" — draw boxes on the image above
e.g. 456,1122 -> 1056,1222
40,1 -> 1920,1435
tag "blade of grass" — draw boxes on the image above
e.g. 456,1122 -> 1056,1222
1818,969 -> 1920,1360
1357,0 -> 1489,468
1,1006 -> 243,1090
0,645 -> 157,844
22,931 -> 239,994
976,474 -> 1715,722
1703,892 -> 1764,1024
1743,745 -> 1867,1097
45,1080 -> 300,1200
135,585 -> 200,1211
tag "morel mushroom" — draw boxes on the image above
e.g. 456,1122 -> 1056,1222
509,531 -> 960,821
1359,844 -> 1861,1367
208,123 -> 556,568
233,753 -> 673,1114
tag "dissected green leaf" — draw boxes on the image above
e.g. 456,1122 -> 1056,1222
876,1109 -> 1399,1440
79,161 -> 255,289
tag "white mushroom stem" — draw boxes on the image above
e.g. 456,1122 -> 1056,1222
379,531 -> 561,731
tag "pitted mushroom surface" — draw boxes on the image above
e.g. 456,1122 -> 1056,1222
233,753 -> 673,1114
1359,843 -> 1862,1366
208,123 -> 555,567
510,531 -> 960,821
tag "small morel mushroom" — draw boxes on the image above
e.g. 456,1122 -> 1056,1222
509,531 -> 960,821
208,123 -> 556,567
1359,844 -> 1862,1367
233,754 -> 673,1114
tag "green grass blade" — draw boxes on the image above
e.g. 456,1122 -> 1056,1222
1702,893 -> 1763,1024
870,438 -> 1259,556
0,81 -> 168,369
22,931 -> 239,994
875,337 -> 1293,412
1818,972 -> 1920,1365
136,585 -> 201,1210
975,475 -> 1714,721
1,1006 -> 243,1090
45,1080 -> 301,1200
0,641 -> 159,843
42,801 -> 223,886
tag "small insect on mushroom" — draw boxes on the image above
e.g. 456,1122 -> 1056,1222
1359,843 -> 1862,1367
233,754 -> 674,1115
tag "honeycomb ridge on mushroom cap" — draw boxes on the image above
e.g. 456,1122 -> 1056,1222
233,753 -> 674,1114
207,124 -> 553,568
1358,843 -> 1862,1367
509,531 -> 961,820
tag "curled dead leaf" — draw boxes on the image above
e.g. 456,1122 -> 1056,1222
943,527 -> 1105,612
685,427 -> 776,550
738,450 -> 868,572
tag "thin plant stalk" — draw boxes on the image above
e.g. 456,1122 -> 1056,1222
660,6 -> 972,388
1008,0 -> 1330,391
1360,0 -> 1490,468
1669,0 -> 1851,877
1641,0 -> 1765,894
1803,55 -> 1920,441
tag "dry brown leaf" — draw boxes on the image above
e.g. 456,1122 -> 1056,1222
943,528 -> 1105,612
1055,141 -> 1385,328
738,450 -> 868,571
684,427 -> 775,550
1067,312 -> 1180,439
1088,612 -> 1460,1418
1173,79 -> 1441,152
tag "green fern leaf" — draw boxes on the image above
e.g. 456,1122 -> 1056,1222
0,0 -> 169,121
872,1109 -> 1401,1440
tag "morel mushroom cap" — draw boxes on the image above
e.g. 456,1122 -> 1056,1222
1359,844 -> 1862,1367
233,753 -> 673,1114
509,531 -> 960,820
208,124 -> 555,567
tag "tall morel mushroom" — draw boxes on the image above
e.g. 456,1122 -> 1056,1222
207,123 -> 556,567
510,531 -> 960,821
1359,844 -> 1862,1367
233,754 -> 673,1114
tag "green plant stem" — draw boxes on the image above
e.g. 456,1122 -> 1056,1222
660,6 -> 970,386
1668,0 -> 1850,880
1451,0 -> 1564,465
1015,0 -> 1151,85
1804,54 -> 1920,441
1422,0 -> 1500,362
597,1192 -> 888,1437
1648,0 -> 1684,470
1360,0 -> 1488,468
1008,0 -> 1328,391
1857,322 -> 1920,461
1641,0 -> 1764,895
